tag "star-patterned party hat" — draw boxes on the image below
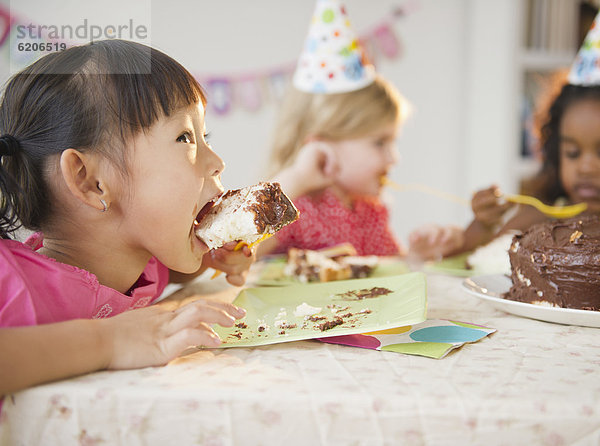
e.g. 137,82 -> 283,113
568,11 -> 600,85
293,0 -> 376,94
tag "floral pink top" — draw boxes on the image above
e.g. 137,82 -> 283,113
275,189 -> 402,256
0,233 -> 170,327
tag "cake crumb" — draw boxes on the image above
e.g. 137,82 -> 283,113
570,230 -> 583,243
318,316 -> 344,331
334,287 -> 392,301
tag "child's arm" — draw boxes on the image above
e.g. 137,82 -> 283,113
257,141 -> 338,258
445,186 -> 547,255
169,242 -> 255,286
461,186 -> 548,252
272,141 -> 339,200
408,185 -> 544,260
459,185 -> 513,252
408,224 -> 465,261
0,300 -> 245,396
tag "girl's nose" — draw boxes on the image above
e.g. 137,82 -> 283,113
577,152 -> 600,174
209,149 -> 226,177
385,144 -> 400,165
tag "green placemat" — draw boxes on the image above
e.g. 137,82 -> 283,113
214,272 -> 427,348
423,252 -> 477,277
255,257 -> 411,286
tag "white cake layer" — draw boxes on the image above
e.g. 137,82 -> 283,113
466,232 -> 517,276
195,185 -> 270,250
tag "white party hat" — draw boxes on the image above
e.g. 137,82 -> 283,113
293,0 -> 376,94
568,11 -> 600,86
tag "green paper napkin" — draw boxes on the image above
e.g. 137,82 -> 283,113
319,319 -> 497,359
214,272 -> 427,348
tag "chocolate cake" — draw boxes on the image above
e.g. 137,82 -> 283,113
505,215 -> 600,311
195,182 -> 299,250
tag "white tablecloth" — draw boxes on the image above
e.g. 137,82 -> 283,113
1,272 -> 599,445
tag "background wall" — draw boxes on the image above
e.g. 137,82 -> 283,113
0,0 -> 526,246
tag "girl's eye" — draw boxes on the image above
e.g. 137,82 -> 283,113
562,146 -> 580,159
203,132 -> 211,145
177,132 -> 192,143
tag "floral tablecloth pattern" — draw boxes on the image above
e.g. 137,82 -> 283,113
1,274 -> 599,445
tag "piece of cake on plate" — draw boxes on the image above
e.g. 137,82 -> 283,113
284,244 -> 379,283
504,215 -> 600,310
194,182 -> 299,250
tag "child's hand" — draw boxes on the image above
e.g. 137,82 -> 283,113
102,300 -> 246,370
204,241 -> 255,286
408,224 -> 465,261
275,141 -> 339,198
472,185 -> 512,228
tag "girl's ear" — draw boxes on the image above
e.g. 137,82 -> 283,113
59,149 -> 110,212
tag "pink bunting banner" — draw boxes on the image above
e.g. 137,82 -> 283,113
0,2 -> 417,116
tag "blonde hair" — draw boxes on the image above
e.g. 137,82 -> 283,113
267,75 -> 406,177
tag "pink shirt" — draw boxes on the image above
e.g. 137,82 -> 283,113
275,189 -> 402,256
0,233 -> 170,327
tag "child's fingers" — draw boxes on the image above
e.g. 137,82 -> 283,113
218,241 -> 239,251
472,186 -> 501,207
439,226 -> 464,252
164,326 -> 222,354
177,299 -> 246,320
225,272 -> 247,287
211,242 -> 253,262
439,227 -> 452,244
499,201 -> 513,213
241,244 -> 253,257
473,193 -> 499,210
207,301 -> 246,319
170,302 -> 237,332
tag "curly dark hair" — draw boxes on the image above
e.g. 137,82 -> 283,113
523,83 -> 600,203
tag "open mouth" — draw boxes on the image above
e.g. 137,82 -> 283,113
574,184 -> 600,200
193,200 -> 217,232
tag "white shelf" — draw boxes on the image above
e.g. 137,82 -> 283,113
519,49 -> 576,71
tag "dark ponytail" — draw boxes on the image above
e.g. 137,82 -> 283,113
0,39 -> 206,239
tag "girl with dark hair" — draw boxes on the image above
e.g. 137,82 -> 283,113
411,80 -> 600,258
0,40 -> 251,391
411,17 -> 600,258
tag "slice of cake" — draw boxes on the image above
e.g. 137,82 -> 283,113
285,248 -> 352,282
504,215 -> 600,311
194,182 -> 299,250
284,245 -> 379,283
466,232 -> 517,276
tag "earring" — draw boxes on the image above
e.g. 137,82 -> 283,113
100,199 -> 108,212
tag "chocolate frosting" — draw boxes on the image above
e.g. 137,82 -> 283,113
505,215 -> 600,311
245,182 -> 299,233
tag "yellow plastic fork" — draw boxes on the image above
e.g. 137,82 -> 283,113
380,177 -> 469,206
504,194 -> 587,219
380,177 -> 587,219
